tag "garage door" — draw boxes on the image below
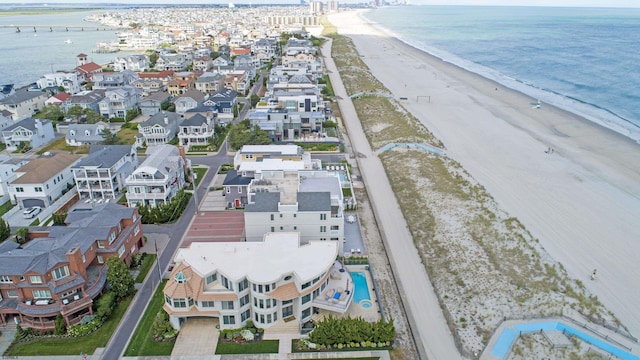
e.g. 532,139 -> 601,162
22,199 -> 45,208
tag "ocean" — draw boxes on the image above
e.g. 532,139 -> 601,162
0,10 -> 120,88
363,6 -> 640,142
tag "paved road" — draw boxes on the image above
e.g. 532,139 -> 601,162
322,38 -> 462,360
101,144 -> 232,360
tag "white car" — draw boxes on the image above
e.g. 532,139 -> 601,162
346,215 -> 356,223
23,206 -> 41,219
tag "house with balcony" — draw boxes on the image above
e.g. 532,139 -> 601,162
167,72 -> 198,96
45,92 -> 71,107
72,145 -> 137,201
61,90 -> 105,115
195,72 -> 224,94
139,92 -> 172,116
98,87 -> 140,120
163,232 -> 351,331
193,56 -> 213,72
92,70 -> 139,90
8,151 -> 81,209
0,203 -> 143,329
224,71 -> 249,94
177,114 -> 214,149
125,144 -> 186,208
0,90 -> 48,121
2,118 -> 55,152
174,89 -> 205,115
209,88 -> 238,122
36,71 -> 82,95
112,54 -> 150,72
155,53 -> 191,72
0,155 -> 28,197
136,111 -> 181,146
132,78 -> 165,95
65,123 -> 109,146
75,62 -> 103,83
243,169 -> 344,244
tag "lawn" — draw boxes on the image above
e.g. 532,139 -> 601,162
36,137 -> 89,155
215,339 -> 279,355
115,125 -> 138,145
0,201 -> 15,217
192,167 -> 207,187
7,297 -> 133,356
135,253 -> 157,283
124,280 -> 175,357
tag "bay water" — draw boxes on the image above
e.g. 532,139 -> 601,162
363,6 -> 640,142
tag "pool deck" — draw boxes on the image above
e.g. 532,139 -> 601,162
481,315 -> 640,360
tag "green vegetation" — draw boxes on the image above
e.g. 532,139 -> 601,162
7,297 -> 132,356
134,253 -> 157,283
190,167 -> 207,187
0,201 -> 15,217
216,340 -> 278,354
124,280 -> 176,356
137,190 -> 191,224
295,315 -> 394,351
107,257 -> 135,299
294,142 -> 337,152
36,137 -> 90,155
228,120 -> 272,150
0,218 -> 10,242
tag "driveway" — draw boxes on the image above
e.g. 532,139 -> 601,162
171,318 -> 219,356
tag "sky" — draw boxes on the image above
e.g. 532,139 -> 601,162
4,0 -> 640,6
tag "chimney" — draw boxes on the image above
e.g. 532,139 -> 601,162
164,115 -> 169,125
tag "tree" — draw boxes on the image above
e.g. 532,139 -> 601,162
106,256 -> 135,299
125,108 -> 140,122
101,128 -> 118,145
250,94 -> 260,108
0,218 -> 10,242
54,314 -> 67,335
15,227 -> 29,245
35,104 -> 65,122
67,105 -> 84,118
84,109 -> 106,124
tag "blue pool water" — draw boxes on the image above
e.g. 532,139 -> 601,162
350,271 -> 371,304
491,321 -> 640,360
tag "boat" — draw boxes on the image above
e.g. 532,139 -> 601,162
64,39 -> 73,44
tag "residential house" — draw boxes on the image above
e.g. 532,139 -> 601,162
61,90 -> 105,114
0,110 -> 14,134
0,155 -> 28,197
209,88 -> 238,121
8,151 -> 81,209
45,92 -> 71,106
65,123 -> 109,147
0,84 -> 15,100
72,145 -> 138,201
155,53 -> 190,71
75,62 -> 103,83
230,47 -> 251,57
217,45 -> 231,56
234,55 -> 257,69
137,71 -> 174,86
192,56 -> 212,72
212,55 -> 232,68
0,90 -> 48,121
2,118 -> 55,152
92,70 -> 139,90
224,71 -> 249,94
112,54 -> 150,72
125,144 -> 186,208
167,72 -> 198,96
36,71 -> 82,95
136,111 -> 181,146
195,72 -> 224,94
174,89 -> 205,115
177,114 -> 214,149
139,92 -> 172,116
132,78 -> 164,95
251,38 -> 278,63
98,87 -> 140,119
221,169 -> 252,209
162,232 -> 350,331
0,203 -> 143,329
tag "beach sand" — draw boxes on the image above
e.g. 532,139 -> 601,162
329,9 -> 640,339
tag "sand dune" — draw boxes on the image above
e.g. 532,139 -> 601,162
329,10 -> 640,338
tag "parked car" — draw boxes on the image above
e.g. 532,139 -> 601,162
22,206 -> 41,219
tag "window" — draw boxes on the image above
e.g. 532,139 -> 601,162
7,290 -> 18,297
52,266 -> 69,280
240,294 -> 249,307
30,275 -> 42,284
270,226 -> 274,232
33,290 -> 52,299
201,301 -> 215,308
222,301 -> 234,310
221,276 -> 233,291
302,294 -> 311,304
15,187 -> 24,192
302,307 -> 311,319
206,273 -> 217,285
320,213 -> 326,220
320,226 -> 326,233
270,214 -> 274,221
134,225 -> 140,235
108,231 -> 117,244
35,187 -> 43,192
118,245 -> 125,257
238,279 -> 248,292
301,281 -> 311,290
173,298 -> 187,308
97,255 -> 104,264
241,309 -> 251,322
223,315 -> 236,325
165,294 -> 171,305
0,275 -> 12,283
331,225 -> 339,231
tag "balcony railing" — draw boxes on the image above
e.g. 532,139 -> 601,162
126,192 -> 169,200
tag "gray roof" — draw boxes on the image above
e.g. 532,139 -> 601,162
297,192 -> 331,212
181,113 -> 208,126
4,117 -> 49,133
0,203 -> 135,276
65,123 -> 105,143
139,111 -> 180,128
0,90 -> 45,105
245,192 -> 280,212
74,145 -> 133,168
222,170 -> 252,186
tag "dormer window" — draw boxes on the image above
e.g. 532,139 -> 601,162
108,231 -> 117,244
174,271 -> 187,284
52,266 -> 70,281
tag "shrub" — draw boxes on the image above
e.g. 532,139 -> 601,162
54,314 -> 67,335
95,291 -> 116,321
68,319 -> 100,337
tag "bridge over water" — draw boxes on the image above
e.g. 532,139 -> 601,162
0,25 -> 123,33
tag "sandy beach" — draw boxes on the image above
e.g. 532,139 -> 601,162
329,9 -> 640,342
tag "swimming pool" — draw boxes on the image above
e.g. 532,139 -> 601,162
491,321 -> 640,360
350,271 -> 371,305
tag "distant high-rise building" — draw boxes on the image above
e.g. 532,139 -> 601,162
309,0 -> 323,15
327,0 -> 339,12
300,0 -> 307,4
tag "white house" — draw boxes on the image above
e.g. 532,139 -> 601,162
112,54 -> 150,72
178,114 -> 215,149
137,111 -> 181,146
2,118 -> 55,152
72,145 -> 138,201
8,152 -> 81,209
125,144 -> 186,208
163,232 -> 352,331
0,90 -> 48,121
36,71 -> 82,95
0,155 -> 28,197
98,87 -> 140,119
65,123 -> 109,146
